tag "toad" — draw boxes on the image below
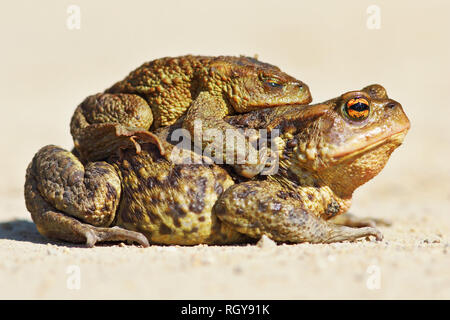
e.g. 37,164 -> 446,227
24,84 -> 409,246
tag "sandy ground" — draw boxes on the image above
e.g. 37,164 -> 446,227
1,0 -> 450,299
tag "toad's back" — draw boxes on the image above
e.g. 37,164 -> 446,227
106,56 -> 209,128
105,55 -> 284,128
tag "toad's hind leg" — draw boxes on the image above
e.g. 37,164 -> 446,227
214,181 -> 383,244
24,145 -> 149,247
71,93 -> 164,163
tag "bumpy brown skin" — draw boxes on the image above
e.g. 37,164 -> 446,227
25,84 -> 410,247
70,55 -> 311,178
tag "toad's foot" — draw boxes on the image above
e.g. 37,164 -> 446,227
326,225 -> 383,242
84,225 -> 149,247
233,146 -> 279,178
75,124 -> 166,162
331,212 -> 392,228
38,210 -> 149,247
119,127 -> 166,156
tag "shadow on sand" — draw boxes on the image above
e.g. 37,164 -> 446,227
0,219 -> 256,248
0,219 -> 60,245
0,219 -> 149,248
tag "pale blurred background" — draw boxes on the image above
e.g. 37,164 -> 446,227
1,0 -> 449,197
0,0 -> 449,299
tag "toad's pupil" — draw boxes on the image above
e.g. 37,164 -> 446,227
350,102 -> 369,112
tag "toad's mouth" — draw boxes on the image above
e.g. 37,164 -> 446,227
244,88 -> 313,110
332,125 -> 410,162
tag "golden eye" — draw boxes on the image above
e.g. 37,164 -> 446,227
344,98 -> 370,121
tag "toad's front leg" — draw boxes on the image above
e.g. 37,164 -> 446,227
182,92 -> 268,178
213,181 -> 383,244
24,145 -> 149,247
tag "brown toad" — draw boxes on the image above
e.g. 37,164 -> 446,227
70,55 -> 311,177
24,85 -> 409,246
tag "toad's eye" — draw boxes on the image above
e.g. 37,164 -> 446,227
262,76 -> 284,88
344,98 -> 370,121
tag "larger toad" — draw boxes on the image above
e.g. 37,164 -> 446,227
70,55 -> 311,177
24,85 -> 409,246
